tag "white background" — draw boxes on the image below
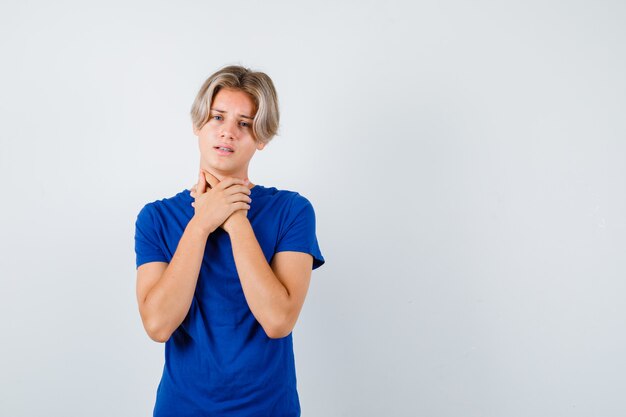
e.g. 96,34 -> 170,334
1,1 -> 625,416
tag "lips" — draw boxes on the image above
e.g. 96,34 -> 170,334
214,144 -> 234,153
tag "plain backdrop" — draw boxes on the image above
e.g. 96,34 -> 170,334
1,1 -> 625,416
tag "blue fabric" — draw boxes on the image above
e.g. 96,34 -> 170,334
134,184 -> 325,417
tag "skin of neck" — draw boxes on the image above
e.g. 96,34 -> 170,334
199,163 -> 254,188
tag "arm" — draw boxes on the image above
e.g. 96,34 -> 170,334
136,218 -> 210,343
136,170 -> 250,342
228,217 -> 313,339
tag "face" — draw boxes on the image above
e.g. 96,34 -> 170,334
193,87 -> 266,180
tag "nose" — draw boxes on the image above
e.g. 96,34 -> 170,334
220,119 -> 238,140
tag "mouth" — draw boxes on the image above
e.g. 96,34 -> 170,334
214,146 -> 234,155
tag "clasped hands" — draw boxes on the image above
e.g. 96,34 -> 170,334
189,168 -> 253,235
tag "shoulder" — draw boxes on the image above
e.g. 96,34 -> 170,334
256,186 -> 318,234
255,185 -> 315,212
135,188 -> 191,222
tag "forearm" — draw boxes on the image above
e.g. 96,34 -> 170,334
228,218 -> 290,338
143,218 -> 209,341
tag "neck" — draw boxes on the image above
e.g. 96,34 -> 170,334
200,165 -> 255,188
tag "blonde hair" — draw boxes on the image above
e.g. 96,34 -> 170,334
190,65 -> 280,145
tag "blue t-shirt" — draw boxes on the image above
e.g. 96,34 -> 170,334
134,184 -> 325,417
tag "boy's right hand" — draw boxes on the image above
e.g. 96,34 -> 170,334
189,169 -> 252,235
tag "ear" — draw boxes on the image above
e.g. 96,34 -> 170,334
256,141 -> 266,151
192,123 -> 199,136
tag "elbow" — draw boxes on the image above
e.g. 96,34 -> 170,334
139,303 -> 174,343
264,313 -> 294,339
266,326 -> 291,339
149,330 -> 171,344
144,319 -> 172,343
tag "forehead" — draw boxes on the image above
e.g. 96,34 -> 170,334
212,88 -> 256,113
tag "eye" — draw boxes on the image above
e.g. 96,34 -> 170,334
240,121 -> 250,128
211,114 -> 223,121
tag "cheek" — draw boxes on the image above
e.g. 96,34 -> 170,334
199,142 -> 213,156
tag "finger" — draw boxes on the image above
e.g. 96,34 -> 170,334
202,170 -> 219,190
224,185 -> 252,201
217,176 -> 246,191
224,185 -> 252,196
226,192 -> 252,204
197,169 -> 207,194
224,189 -> 251,207
232,202 -> 251,211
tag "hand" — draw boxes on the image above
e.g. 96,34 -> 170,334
204,171 -> 253,234
189,169 -> 252,235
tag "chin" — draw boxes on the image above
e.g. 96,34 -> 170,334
201,155 -> 247,176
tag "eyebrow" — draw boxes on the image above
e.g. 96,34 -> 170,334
211,108 -> 254,120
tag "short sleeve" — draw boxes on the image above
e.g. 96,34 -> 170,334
134,204 -> 169,269
275,195 -> 325,270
